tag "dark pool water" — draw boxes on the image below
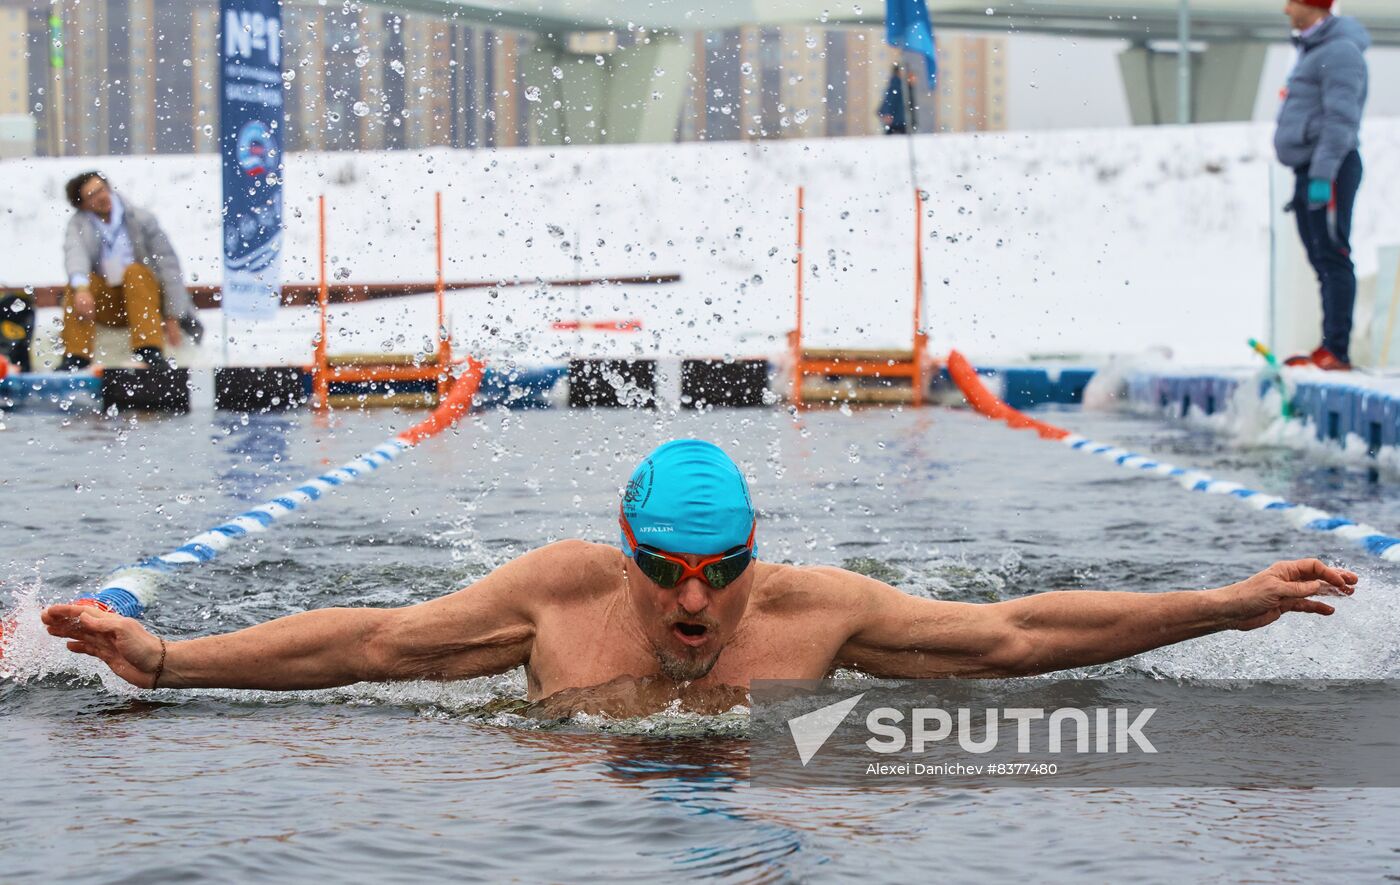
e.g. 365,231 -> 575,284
3,403 -> 1398,882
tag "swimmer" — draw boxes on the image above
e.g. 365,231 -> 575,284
42,439 -> 1357,717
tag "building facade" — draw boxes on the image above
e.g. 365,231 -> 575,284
0,0 -> 1005,157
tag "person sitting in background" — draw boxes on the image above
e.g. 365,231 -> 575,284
58,171 -> 204,372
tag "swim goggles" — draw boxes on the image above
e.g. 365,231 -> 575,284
619,512 -> 756,589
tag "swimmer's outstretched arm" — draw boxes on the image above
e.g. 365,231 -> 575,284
39,541 -> 593,690
830,558 -> 1357,679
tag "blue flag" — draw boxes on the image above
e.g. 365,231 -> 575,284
220,0 -> 284,319
886,0 -> 938,89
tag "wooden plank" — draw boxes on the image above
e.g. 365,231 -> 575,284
325,365 -> 444,383
798,359 -> 918,378
27,272 -> 683,309
799,378 -> 915,404
799,348 -> 916,361
327,391 -> 438,409
326,352 -> 438,367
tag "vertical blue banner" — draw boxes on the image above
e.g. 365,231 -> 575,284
220,0 -> 284,319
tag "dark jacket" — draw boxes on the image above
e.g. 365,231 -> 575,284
878,73 -> 908,131
1273,15 -> 1370,180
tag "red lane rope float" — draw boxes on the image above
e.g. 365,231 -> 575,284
945,349 -> 1069,441
396,357 -> 484,446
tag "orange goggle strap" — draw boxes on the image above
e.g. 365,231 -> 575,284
619,511 -> 756,566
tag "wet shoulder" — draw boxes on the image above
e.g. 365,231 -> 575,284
750,561 -> 867,615
523,539 -> 626,603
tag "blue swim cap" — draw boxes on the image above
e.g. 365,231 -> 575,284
620,439 -> 755,556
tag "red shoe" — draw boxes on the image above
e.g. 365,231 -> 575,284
1282,346 -> 1351,371
1312,347 -> 1352,371
1282,346 -> 1323,367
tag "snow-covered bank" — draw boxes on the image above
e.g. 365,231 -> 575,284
4,121 -> 1399,367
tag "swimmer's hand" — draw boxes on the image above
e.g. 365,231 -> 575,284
40,604 -> 165,688
1215,559 -> 1357,631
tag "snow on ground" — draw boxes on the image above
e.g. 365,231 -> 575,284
4,119 -> 1400,368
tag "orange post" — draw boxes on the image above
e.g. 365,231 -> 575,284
314,194 -> 329,409
785,186 -> 927,409
912,187 -> 925,407
792,185 -> 805,407
434,191 -> 451,399
309,192 -> 468,411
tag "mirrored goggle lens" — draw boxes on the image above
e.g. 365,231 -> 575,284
635,549 -> 686,588
702,549 -> 752,589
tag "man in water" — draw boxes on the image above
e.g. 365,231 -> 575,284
43,440 -> 1355,716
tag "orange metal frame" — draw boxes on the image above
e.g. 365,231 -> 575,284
790,186 -> 929,407
312,192 -> 454,409
313,194 -> 329,409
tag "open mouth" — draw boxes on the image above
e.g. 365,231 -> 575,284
672,622 -> 710,646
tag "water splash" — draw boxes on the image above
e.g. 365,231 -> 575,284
1134,564 -> 1400,679
1,579 -> 143,696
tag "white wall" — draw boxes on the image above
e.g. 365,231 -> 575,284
3,120 -> 1398,366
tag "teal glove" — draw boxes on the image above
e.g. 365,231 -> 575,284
1307,178 -> 1333,209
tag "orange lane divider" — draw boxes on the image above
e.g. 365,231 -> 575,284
396,358 -> 484,446
945,350 -> 1069,441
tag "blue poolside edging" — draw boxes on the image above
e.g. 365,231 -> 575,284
938,365 -> 1096,409
1291,382 -> 1400,452
0,372 -> 102,411
1127,370 -> 1400,457
478,365 -> 568,409
1125,374 -> 1248,419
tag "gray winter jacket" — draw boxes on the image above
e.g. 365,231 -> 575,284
63,197 -> 196,320
1273,15 -> 1370,180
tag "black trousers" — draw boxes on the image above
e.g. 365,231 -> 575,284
1293,150 -> 1363,362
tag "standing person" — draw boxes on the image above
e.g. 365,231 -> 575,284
1274,1 -> 1370,371
877,65 -> 909,134
57,172 -> 204,372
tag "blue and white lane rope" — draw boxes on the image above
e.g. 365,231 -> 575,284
82,438 -> 414,618
72,360 -> 486,620
1060,433 -> 1400,562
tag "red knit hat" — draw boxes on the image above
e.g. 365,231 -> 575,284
1296,0 -> 1333,9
